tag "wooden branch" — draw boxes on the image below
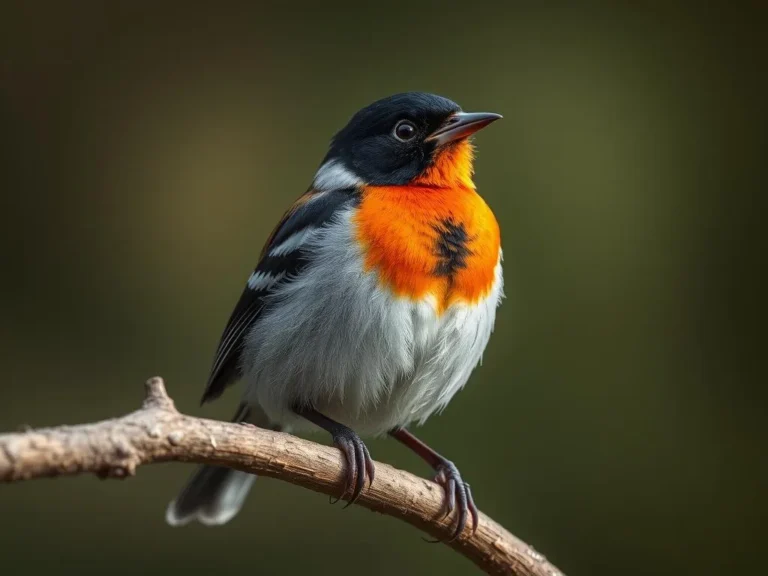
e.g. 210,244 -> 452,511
0,377 -> 563,576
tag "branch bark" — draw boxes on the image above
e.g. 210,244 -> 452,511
0,377 -> 563,576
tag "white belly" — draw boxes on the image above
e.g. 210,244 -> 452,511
240,208 -> 503,436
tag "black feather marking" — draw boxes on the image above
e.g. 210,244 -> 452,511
270,188 -> 361,248
199,188 -> 360,405
432,218 -> 472,278
257,251 -> 309,279
201,299 -> 263,403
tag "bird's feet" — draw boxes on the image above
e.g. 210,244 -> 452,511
293,406 -> 375,506
331,425 -> 376,506
433,459 -> 479,541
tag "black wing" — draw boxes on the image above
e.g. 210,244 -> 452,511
199,187 -> 360,404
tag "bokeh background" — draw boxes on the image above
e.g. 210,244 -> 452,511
1,3 -> 763,575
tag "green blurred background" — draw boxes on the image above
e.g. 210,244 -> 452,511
1,3 -> 763,575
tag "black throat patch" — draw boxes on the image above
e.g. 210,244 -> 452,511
432,218 -> 472,278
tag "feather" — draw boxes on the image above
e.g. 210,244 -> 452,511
200,187 -> 360,404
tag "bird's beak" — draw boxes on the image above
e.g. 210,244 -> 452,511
426,111 -> 502,146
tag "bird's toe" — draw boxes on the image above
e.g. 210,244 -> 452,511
433,460 -> 478,541
331,428 -> 375,507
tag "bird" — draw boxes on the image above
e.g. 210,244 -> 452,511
165,92 -> 503,541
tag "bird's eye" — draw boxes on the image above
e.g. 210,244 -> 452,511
393,120 -> 417,142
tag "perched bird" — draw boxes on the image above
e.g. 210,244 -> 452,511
166,92 -> 503,540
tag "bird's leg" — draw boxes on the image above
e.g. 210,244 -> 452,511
389,427 -> 478,541
293,406 -> 375,506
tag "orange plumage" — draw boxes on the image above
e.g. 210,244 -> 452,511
354,140 -> 500,313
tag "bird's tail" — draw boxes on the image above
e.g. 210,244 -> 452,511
165,404 -> 274,527
165,464 -> 256,526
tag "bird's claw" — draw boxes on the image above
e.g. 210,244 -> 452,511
331,427 -> 375,507
432,460 -> 478,542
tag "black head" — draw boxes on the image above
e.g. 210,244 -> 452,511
320,92 -> 500,187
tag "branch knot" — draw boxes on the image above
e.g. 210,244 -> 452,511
142,377 -> 176,412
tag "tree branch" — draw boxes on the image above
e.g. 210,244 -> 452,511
0,377 -> 563,576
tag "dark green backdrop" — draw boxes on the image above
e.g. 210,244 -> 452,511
1,3 -> 763,575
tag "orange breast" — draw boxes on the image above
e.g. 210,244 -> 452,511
353,185 -> 500,313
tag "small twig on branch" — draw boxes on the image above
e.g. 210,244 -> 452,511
0,377 -> 563,576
